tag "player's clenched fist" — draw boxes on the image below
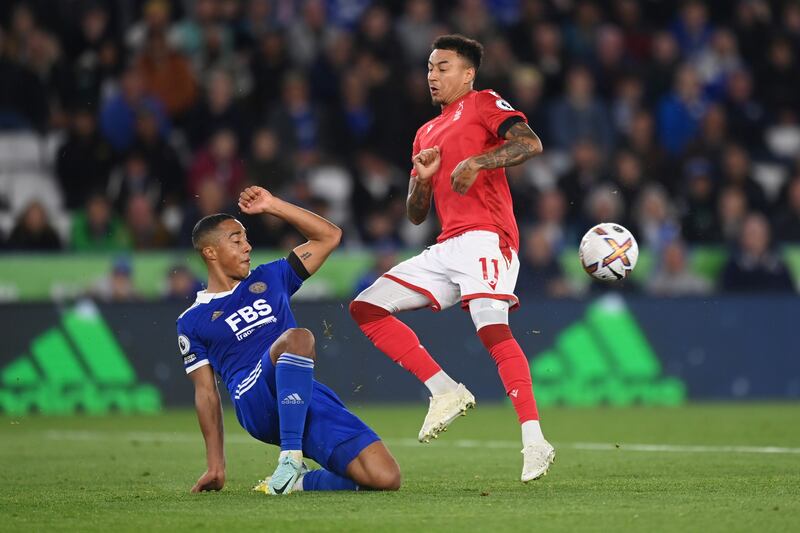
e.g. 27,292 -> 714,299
412,146 -> 441,181
238,186 -> 276,215
450,156 -> 481,195
191,468 -> 225,493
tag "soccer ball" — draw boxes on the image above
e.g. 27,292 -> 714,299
579,223 -> 639,281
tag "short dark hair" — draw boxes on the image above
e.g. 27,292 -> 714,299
432,34 -> 484,70
191,213 -> 236,251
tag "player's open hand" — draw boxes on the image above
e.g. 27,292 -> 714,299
239,186 -> 276,215
450,157 -> 481,194
191,468 -> 225,493
412,146 -> 441,181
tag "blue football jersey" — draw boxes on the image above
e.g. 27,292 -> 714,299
176,259 -> 303,394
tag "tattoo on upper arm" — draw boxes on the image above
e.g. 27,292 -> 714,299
472,122 -> 542,170
300,251 -> 312,260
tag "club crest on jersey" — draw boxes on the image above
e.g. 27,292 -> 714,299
249,282 -> 267,294
211,311 -> 223,321
178,334 -> 190,355
453,101 -> 464,121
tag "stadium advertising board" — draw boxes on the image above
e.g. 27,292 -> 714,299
0,295 -> 798,414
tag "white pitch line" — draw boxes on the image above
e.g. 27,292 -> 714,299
41,431 -> 800,455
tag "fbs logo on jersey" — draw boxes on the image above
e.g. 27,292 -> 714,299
0,301 -> 162,416
281,393 -> 304,405
225,298 -> 278,340
528,295 -> 686,408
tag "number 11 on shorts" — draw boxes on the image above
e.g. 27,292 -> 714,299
479,257 -> 499,289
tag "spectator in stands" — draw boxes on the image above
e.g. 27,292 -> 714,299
774,176 -> 800,242
396,0 -> 439,65
124,193 -> 172,249
68,3 -> 123,109
249,30 -> 291,118
516,224 -> 572,298
177,179 -> 233,246
125,0 -> 172,53
719,143 -> 768,212
4,202 -> 61,251
622,109 -> 670,191
351,151 -> 404,240
91,256 -> 141,302
71,193 -> 131,251
612,149 -> 648,217
717,186 -> 749,244
671,0 -> 713,58
269,72 -> 329,154
693,28 -> 742,98
584,184 -> 625,233
56,105 -> 114,210
246,127 -> 293,193
99,67 -> 170,151
187,128 -> 246,201
558,140 -> 608,221
130,107 -> 184,205
646,239 -> 712,297
684,104 -> 729,165
107,151 -> 161,213
0,27 -> 48,130
163,264 -> 204,302
549,65 -> 614,153
509,64 -> 547,139
723,69 -> 765,150
535,189 -> 570,252
287,0 -> 334,67
721,213 -> 794,292
134,29 -> 198,120
680,158 -> 721,243
633,185 -> 680,252
530,22 -> 567,100
657,64 -> 709,155
759,36 -> 800,116
186,68 -> 247,149
644,31 -> 680,104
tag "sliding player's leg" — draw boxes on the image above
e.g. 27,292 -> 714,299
350,275 -> 475,443
297,381 -> 400,492
263,328 -> 317,494
468,298 -> 555,482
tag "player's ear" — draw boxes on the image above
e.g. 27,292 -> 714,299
464,66 -> 475,85
202,245 -> 217,262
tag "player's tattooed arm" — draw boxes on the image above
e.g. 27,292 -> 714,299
473,122 -> 543,170
450,122 -> 542,195
407,146 -> 440,224
407,176 -> 433,224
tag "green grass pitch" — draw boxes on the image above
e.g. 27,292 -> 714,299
2,404 -> 799,532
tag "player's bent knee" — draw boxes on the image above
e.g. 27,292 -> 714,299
270,328 -> 316,363
367,464 -> 402,491
349,300 -> 389,325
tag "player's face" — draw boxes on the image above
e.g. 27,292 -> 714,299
427,49 -> 474,106
214,219 -> 252,280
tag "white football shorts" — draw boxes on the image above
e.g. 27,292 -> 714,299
382,230 -> 520,312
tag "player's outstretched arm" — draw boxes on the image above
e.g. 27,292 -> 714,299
450,122 -> 543,194
407,146 -> 440,224
189,365 -> 226,493
239,186 -> 342,276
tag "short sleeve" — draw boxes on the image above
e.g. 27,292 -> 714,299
476,90 -> 527,139
177,320 -> 209,374
276,258 -> 304,295
410,129 -> 421,177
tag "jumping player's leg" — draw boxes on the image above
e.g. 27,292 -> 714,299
468,298 -> 555,481
350,277 -> 459,396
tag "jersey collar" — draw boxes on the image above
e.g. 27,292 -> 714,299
441,90 -> 474,115
195,271 -> 251,303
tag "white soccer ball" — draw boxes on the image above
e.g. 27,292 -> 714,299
579,223 -> 639,281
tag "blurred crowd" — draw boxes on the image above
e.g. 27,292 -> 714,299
0,0 -> 799,298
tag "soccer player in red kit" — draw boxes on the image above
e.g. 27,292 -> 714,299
349,35 -> 555,482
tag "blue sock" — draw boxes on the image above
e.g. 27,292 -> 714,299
275,353 -> 314,451
302,469 -> 359,491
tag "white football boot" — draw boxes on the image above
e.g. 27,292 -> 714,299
521,440 -> 556,482
418,383 -> 476,443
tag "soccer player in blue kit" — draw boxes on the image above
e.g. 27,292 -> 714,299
177,186 -> 401,495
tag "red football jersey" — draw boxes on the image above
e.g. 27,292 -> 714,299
411,89 -> 527,251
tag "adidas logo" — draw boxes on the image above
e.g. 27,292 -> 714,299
529,295 -> 686,408
0,301 -> 162,416
281,393 -> 304,405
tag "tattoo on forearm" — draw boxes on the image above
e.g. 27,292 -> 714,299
473,122 -> 542,170
300,251 -> 312,260
407,178 -> 433,224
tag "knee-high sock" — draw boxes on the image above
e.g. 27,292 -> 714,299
477,324 -> 539,423
301,469 -> 358,491
350,301 -> 441,383
275,353 -> 314,451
